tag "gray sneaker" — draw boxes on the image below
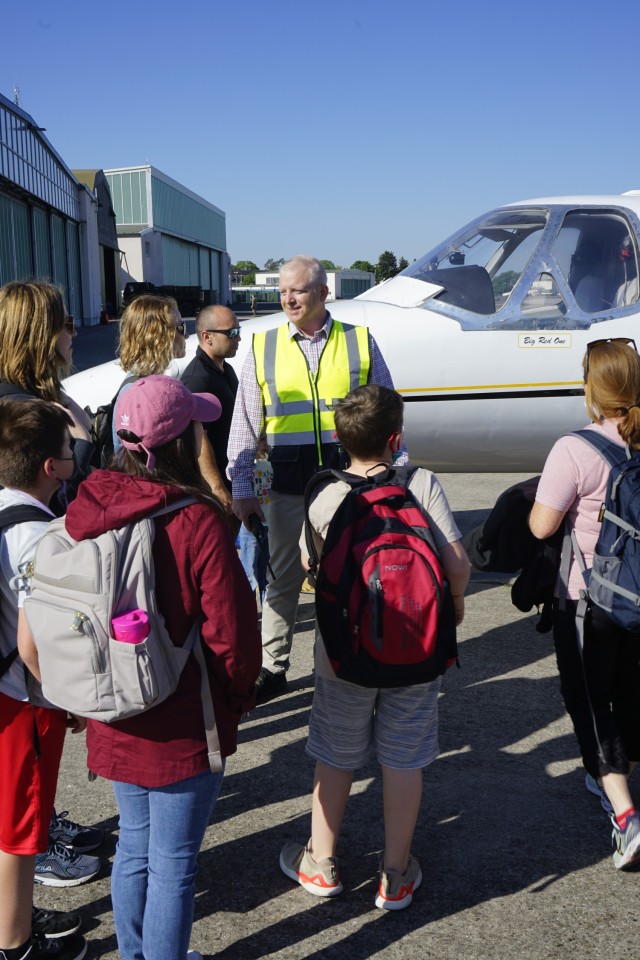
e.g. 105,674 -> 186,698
375,854 -> 422,910
279,841 -> 343,896
612,815 -> 640,870
34,842 -> 100,887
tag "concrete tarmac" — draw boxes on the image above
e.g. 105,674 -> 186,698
34,470 -> 637,960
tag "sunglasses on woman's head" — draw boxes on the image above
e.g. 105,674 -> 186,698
584,337 -> 637,378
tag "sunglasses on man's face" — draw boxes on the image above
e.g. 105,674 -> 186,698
584,337 -> 638,378
203,327 -> 241,339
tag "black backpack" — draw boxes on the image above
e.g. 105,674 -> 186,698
89,374 -> 138,468
0,503 -> 51,680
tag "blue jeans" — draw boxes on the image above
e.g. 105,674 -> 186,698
111,768 -> 224,960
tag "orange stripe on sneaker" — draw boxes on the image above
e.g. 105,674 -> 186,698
301,870 -> 337,889
380,882 -> 413,901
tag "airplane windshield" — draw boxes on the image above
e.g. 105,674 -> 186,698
402,210 -> 547,324
398,205 -> 640,329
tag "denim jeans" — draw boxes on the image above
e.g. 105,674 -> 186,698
111,768 -> 224,960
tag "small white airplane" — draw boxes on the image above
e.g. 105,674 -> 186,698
66,191 -> 640,472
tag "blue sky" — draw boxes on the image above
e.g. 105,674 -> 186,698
3,0 -> 639,269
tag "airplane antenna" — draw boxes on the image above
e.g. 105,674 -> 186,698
13,85 -> 20,106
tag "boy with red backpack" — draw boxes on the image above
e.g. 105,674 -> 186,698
279,385 -> 470,910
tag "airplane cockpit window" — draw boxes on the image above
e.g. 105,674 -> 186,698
402,210 -> 547,325
520,273 -> 566,322
397,205 -> 640,329
553,211 -> 639,313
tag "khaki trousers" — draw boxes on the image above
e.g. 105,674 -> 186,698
261,490 -> 307,673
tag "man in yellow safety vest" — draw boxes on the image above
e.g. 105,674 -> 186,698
227,256 -> 405,703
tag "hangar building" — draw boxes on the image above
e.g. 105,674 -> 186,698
0,93 -> 231,322
0,92 -> 87,318
105,165 -> 230,307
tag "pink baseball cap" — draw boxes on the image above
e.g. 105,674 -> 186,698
115,375 -> 222,470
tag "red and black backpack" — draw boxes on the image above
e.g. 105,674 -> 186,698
304,466 -> 457,688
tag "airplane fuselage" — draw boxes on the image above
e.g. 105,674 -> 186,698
66,192 -> 640,472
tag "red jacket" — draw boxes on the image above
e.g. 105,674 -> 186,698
65,471 -> 261,787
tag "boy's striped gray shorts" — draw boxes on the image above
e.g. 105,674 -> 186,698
306,674 -> 442,770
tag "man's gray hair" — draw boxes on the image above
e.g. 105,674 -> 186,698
281,256 -> 327,289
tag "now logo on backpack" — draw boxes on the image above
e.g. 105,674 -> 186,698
305,467 -> 457,688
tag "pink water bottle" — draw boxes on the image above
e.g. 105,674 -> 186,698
111,610 -> 150,644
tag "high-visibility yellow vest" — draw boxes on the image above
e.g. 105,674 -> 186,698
253,320 -> 371,462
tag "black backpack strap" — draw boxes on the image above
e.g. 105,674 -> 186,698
303,464 -> 413,581
0,383 -> 36,401
111,373 -> 139,408
0,504 -> 51,528
304,470 -> 340,579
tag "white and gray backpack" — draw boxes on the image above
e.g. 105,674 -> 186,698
23,498 -> 222,773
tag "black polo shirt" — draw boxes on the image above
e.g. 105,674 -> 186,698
180,346 -> 238,489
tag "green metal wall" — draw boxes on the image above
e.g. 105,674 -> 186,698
51,215 -> 67,292
161,234 -> 200,285
151,176 -> 225,250
106,170 -> 149,226
33,206 -> 51,277
0,194 -> 33,283
67,221 -> 81,318
199,247 -> 210,289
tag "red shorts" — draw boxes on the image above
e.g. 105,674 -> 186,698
0,691 -> 66,855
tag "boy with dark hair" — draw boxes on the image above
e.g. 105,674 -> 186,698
0,399 -> 89,960
280,385 -> 470,910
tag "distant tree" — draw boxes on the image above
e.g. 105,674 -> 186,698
375,251 -> 398,283
263,257 -> 285,271
397,256 -> 409,272
320,259 -> 337,271
241,273 -> 256,286
231,260 -> 258,286
492,270 -> 520,297
350,260 -> 375,274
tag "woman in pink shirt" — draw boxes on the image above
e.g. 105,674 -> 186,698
530,338 -> 640,870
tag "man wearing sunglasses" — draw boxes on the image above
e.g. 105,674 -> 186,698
227,256 -> 405,704
181,306 -> 241,506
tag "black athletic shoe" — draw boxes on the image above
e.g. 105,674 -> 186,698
1,933 -> 88,959
32,906 -> 81,939
255,667 -> 287,704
